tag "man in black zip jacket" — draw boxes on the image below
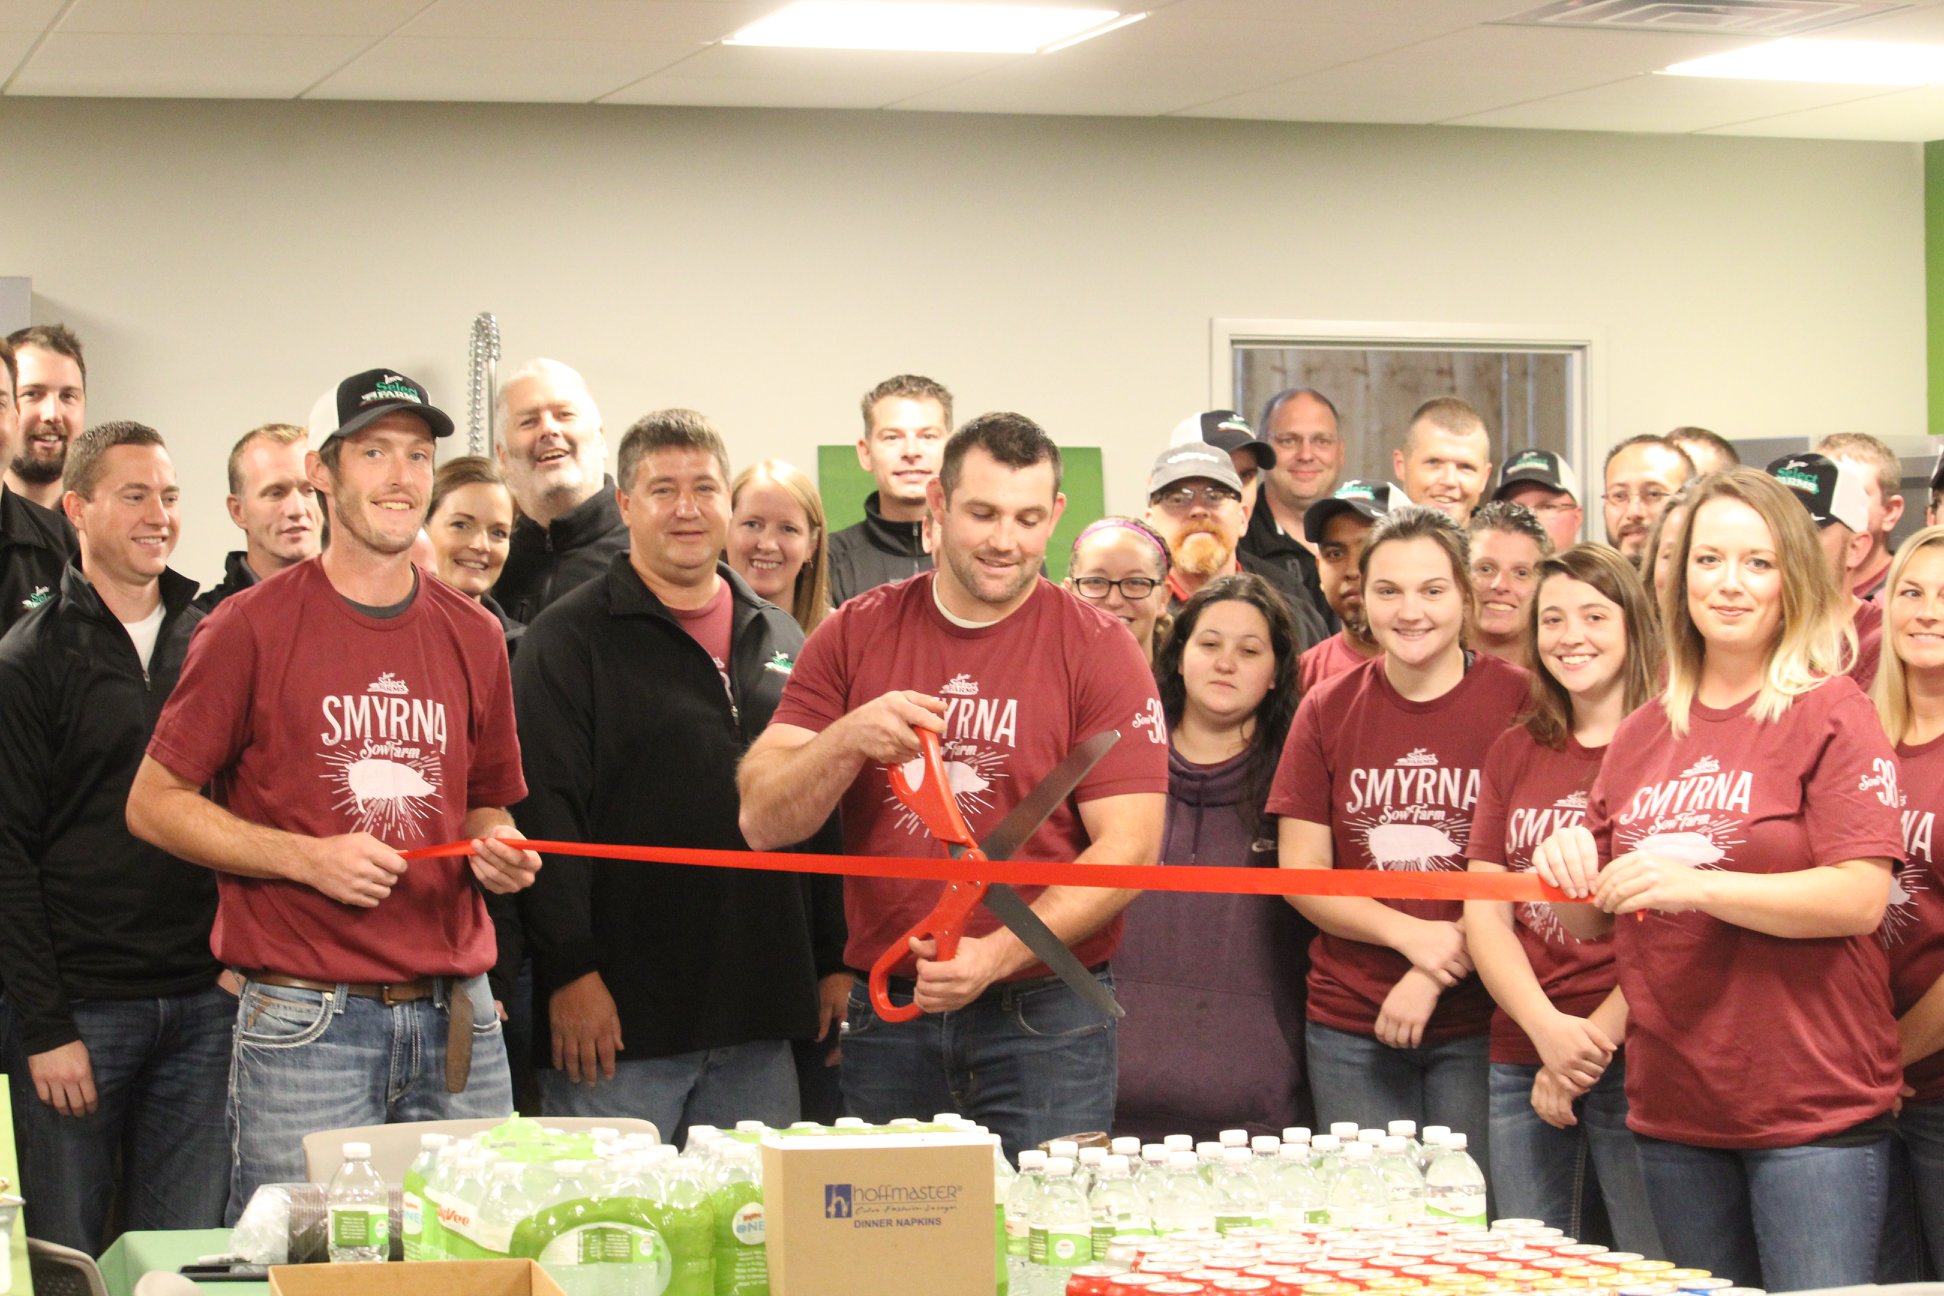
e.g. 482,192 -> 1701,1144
493,359 -> 628,624
512,409 -> 845,1139
0,422 -> 227,1253
0,339 -> 76,636
825,374 -> 949,605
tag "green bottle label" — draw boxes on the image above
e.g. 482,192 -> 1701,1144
401,1191 -> 423,1239
1042,1230 -> 1089,1268
330,1206 -> 387,1251
1005,1215 -> 1030,1259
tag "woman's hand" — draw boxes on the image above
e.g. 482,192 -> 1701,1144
1396,919 -> 1473,988
1531,1066 -> 1583,1130
1375,968 -> 1444,1049
1528,1010 -> 1615,1090
1532,826 -> 1602,898
1596,851 -> 1711,916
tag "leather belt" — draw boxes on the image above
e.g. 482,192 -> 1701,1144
247,972 -> 473,1093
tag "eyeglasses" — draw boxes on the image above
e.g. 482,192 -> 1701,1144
1153,483 -> 1241,512
1071,575 -> 1162,600
1602,487 -> 1672,509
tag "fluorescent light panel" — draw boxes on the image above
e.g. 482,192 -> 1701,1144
1660,39 -> 1944,86
727,2 -> 1138,54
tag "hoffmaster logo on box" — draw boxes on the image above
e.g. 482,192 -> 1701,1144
820,1179 -> 965,1227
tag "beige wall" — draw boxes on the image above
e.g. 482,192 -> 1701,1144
1,97 -> 1923,587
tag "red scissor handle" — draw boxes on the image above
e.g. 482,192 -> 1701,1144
870,730 -> 987,1022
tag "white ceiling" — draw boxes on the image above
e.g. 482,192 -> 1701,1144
4,0 -> 1944,140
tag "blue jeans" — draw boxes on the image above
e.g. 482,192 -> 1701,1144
1307,1022 -> 1490,1177
539,1039 -> 799,1147
227,974 -> 512,1223
1489,1059 -> 1661,1255
1635,1132 -> 1890,1291
840,970 -> 1118,1165
1,987 -> 233,1254
1884,1100 -> 1944,1280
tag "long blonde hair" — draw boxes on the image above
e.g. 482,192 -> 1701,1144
1661,467 -> 1852,736
1872,524 -> 1944,746
730,459 -> 830,635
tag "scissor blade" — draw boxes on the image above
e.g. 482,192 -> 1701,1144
982,881 -> 1125,1021
977,729 -> 1121,864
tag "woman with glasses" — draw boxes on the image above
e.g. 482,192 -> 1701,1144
1537,469 -> 1901,1291
1268,505 -> 1527,1160
1115,573 -> 1311,1138
1065,516 -> 1173,665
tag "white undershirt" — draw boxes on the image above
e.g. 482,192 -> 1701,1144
122,601 -> 165,671
931,575 -> 991,629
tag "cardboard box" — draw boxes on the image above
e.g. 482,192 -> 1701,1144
762,1131 -> 994,1296
269,1259 -> 566,1296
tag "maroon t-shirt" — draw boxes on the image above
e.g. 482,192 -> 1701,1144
147,560 -> 526,983
670,578 -> 734,701
1467,727 -> 1616,1066
1886,733 -> 1944,1105
1588,678 -> 1903,1148
1298,631 -> 1377,695
769,573 -> 1168,979
1266,652 -> 1528,1041
1852,598 -> 1883,689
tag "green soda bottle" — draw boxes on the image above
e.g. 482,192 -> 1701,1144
709,1144 -> 768,1296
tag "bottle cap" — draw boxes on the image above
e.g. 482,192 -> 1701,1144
1223,1147 -> 1252,1166
343,1142 -> 371,1159
1447,1132 -> 1469,1151
1079,1147 -> 1106,1165
1219,1129 -> 1248,1146
1252,1136 -> 1281,1154
1046,1158 -> 1074,1177
1330,1122 -> 1359,1138
1389,1120 -> 1418,1138
1312,1135 -> 1342,1152
420,1133 -> 451,1149
1111,1137 -> 1141,1156
1104,1154 -> 1131,1174
1283,1127 -> 1312,1143
1280,1143 -> 1308,1160
1143,1145 -> 1167,1162
1049,1139 -> 1081,1158
1343,1143 -> 1372,1161
1424,1125 -> 1452,1144
1019,1150 -> 1049,1169
1164,1134 -> 1194,1151
1168,1150 -> 1199,1170
1381,1137 -> 1408,1154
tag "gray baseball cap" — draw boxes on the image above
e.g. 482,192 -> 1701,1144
1148,441 -> 1244,497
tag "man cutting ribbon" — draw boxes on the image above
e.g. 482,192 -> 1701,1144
738,412 -> 1167,1161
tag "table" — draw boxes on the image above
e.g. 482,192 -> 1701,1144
98,1229 -> 267,1296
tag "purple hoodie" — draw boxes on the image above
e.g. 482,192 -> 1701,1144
1112,745 -> 1314,1140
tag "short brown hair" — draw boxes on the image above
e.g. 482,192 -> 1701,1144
861,374 -> 953,434
1468,499 -> 1554,556
617,409 -> 731,494
939,411 -> 1062,499
1406,396 -> 1486,448
66,421 -> 164,500
225,423 -> 307,495
1816,431 -> 1902,501
429,455 -> 511,521
6,324 -> 86,387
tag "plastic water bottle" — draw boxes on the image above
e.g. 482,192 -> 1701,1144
1387,1120 -> 1423,1166
1324,1142 -> 1389,1229
1212,1147 -> 1269,1234
649,1147 -> 721,1296
710,1144 -> 767,1296
1148,1150 -> 1216,1236
1006,1150 -> 1046,1294
1424,1133 -> 1487,1226
1250,1135 -> 1283,1172
1329,1121 -> 1359,1142
1076,1147 -> 1106,1198
327,1142 -> 390,1264
991,1137 -> 1014,1296
1136,1145 -> 1167,1190
526,1161 -> 597,1296
1219,1129 -> 1249,1152
1194,1142 -> 1224,1185
1087,1154 -> 1152,1258
1263,1143 -> 1327,1228
1048,1139 -> 1081,1165
1377,1136 -> 1427,1222
400,1132 -> 449,1262
1109,1137 -> 1141,1161
1028,1159 -> 1091,1296
1308,1133 -> 1345,1188
1162,1134 -> 1193,1155
1420,1125 -> 1452,1173
479,1161 -> 537,1259
1281,1127 -> 1312,1147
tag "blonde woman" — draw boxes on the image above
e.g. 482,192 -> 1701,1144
727,460 -> 830,634
1872,524 -> 1944,1278
1537,468 -> 1901,1291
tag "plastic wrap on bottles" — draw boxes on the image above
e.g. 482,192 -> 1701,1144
230,1183 -> 404,1264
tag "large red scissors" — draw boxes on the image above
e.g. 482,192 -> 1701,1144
868,727 -> 1125,1023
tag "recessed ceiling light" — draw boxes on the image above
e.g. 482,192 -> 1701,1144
1659,39 -> 1944,86
725,2 -> 1144,55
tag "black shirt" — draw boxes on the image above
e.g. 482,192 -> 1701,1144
0,485 -> 77,638
827,491 -> 932,606
495,477 -> 629,625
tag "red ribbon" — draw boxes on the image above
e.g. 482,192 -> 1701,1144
403,838 -> 1572,904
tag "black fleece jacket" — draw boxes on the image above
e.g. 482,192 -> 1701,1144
509,556 -> 845,1061
0,562 -> 218,1053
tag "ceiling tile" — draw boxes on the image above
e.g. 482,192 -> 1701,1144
604,42 -> 1010,106
1778,0 -> 1944,41
400,0 -> 771,43
1700,82 -> 1944,138
310,35 -> 700,102
56,0 -> 427,36
0,0 -> 60,31
1446,70 -> 1892,133
1174,23 -> 1764,123
0,28 -> 34,78
9,31 -> 374,96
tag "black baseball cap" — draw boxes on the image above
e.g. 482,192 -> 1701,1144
307,368 -> 455,453
1493,448 -> 1582,504
1303,479 -> 1404,545
1170,410 -> 1277,471
1766,452 -> 1869,533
